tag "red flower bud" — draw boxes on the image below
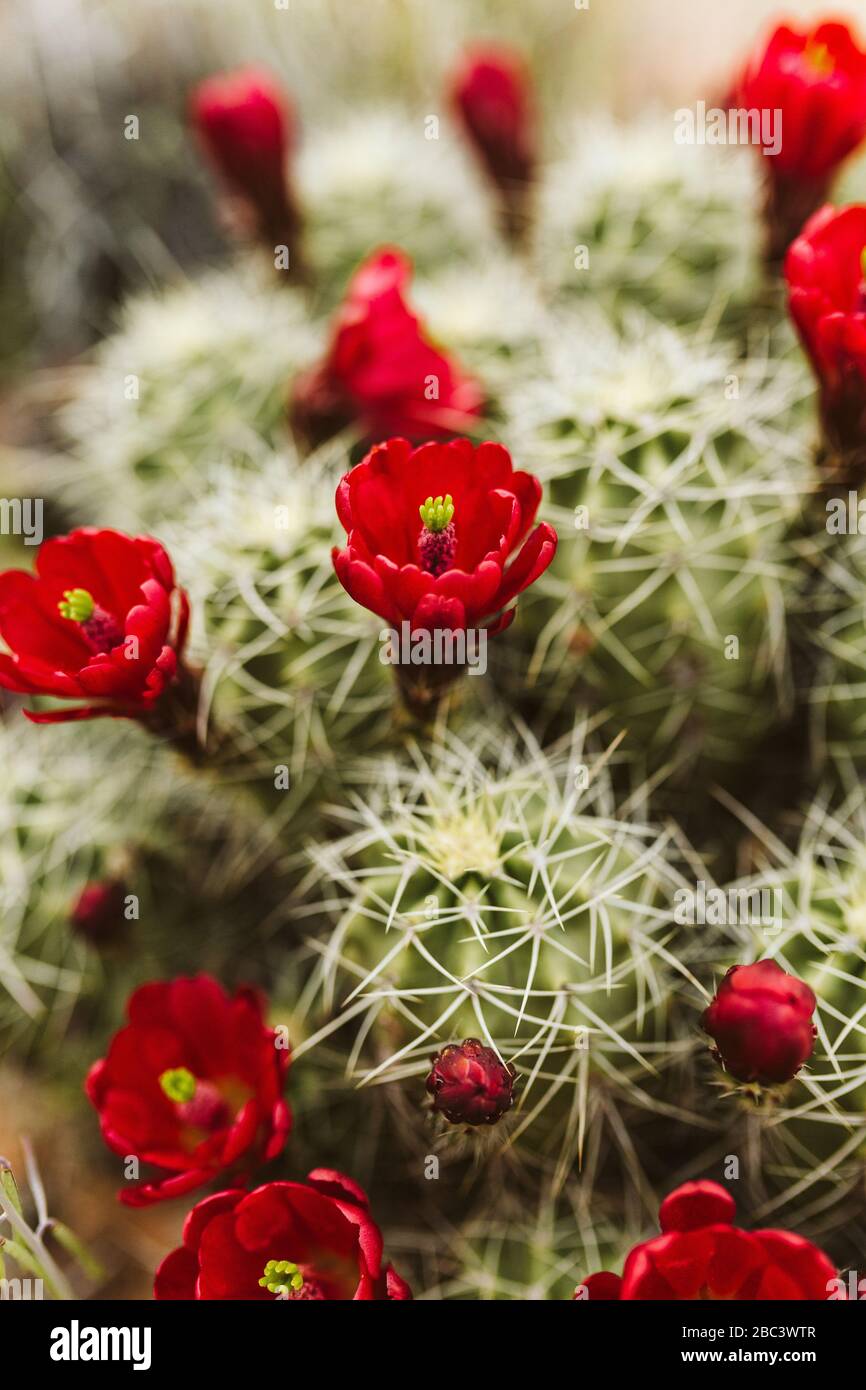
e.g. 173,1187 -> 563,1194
450,46 -> 535,241
292,247 -> 483,446
70,878 -> 128,946
731,21 -> 866,260
702,959 -> 817,1086
426,1038 -> 515,1126
786,202 -> 866,481
190,67 -> 302,261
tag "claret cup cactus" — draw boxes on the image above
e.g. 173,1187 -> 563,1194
501,309 -> 812,777
298,719 -> 695,1182
10,0 -> 866,1304
156,450 -> 394,809
690,790 -> 866,1221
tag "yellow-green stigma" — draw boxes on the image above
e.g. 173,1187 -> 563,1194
860,246 -> 866,281
259,1259 -> 304,1294
58,587 -> 95,623
159,1067 -> 197,1103
804,39 -> 834,77
419,494 -> 455,533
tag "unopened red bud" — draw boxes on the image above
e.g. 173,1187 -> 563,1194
426,1038 -> 515,1126
702,959 -> 817,1086
450,46 -> 536,192
69,878 -> 128,945
189,67 -> 302,259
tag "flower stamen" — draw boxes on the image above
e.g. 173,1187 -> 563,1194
419,494 -> 455,532
804,39 -> 834,77
58,587 -> 124,653
159,1067 -> 197,1103
418,495 -> 457,576
259,1259 -> 304,1295
58,588 -> 95,623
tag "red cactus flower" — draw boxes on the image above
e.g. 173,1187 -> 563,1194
190,67 -> 302,260
701,959 -> 817,1086
786,202 -> 866,474
576,1180 -> 840,1300
450,46 -> 536,241
70,878 -> 129,946
426,1038 -> 515,1126
153,1173 -> 412,1300
333,436 -> 556,637
86,975 -> 291,1207
291,248 -> 483,446
0,528 -> 190,726
731,21 -> 866,259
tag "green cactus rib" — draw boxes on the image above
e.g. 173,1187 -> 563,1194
804,531 -> 866,780
153,452 -> 394,813
296,108 -> 497,301
53,263 -> 323,532
0,714 -> 284,1060
295,720 -> 702,1182
532,115 -> 763,329
500,311 -> 813,772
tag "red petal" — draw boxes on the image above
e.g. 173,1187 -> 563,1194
578,1271 -> 623,1300
658,1180 -> 736,1233
182,1189 -> 247,1253
752,1230 -> 839,1299
153,1246 -> 199,1300
119,1166 -> 214,1207
24,704 -> 138,724
496,522 -> 557,606
385,1264 -> 413,1300
306,1169 -> 370,1210
411,593 -> 466,632
333,547 -> 402,624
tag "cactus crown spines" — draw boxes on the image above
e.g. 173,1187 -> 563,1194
298,722 -> 699,1181
805,533 -> 866,774
412,257 -> 547,380
498,310 -> 813,767
0,716 -> 282,1056
150,451 -> 392,791
532,114 -> 762,327
395,1197 -> 625,1301
506,307 -> 813,457
297,107 -> 496,292
55,263 -> 322,531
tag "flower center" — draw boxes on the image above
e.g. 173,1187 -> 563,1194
159,1067 -> 197,1103
259,1259 -> 324,1300
803,39 -> 834,78
158,1068 -> 231,1132
418,494 -> 457,576
58,587 -> 124,654
419,495 -> 455,533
